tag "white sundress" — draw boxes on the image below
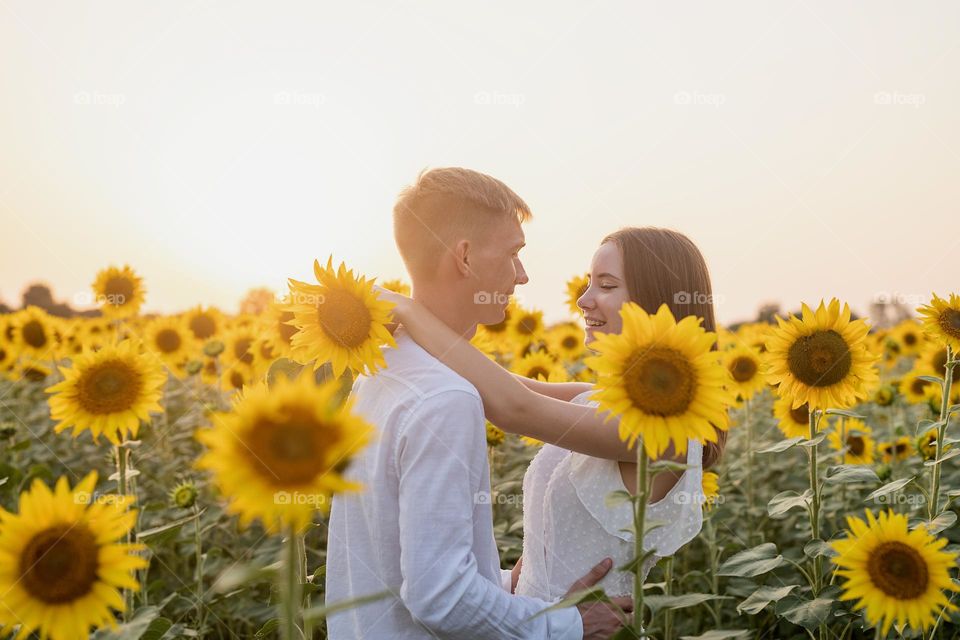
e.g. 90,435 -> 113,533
515,391 -> 705,600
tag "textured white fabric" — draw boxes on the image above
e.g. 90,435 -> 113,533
516,391 -> 705,600
325,329 -> 583,640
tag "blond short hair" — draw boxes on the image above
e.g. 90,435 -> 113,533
393,167 -> 532,279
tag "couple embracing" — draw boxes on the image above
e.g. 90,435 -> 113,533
326,167 -> 726,639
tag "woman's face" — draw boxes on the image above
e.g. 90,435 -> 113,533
577,241 -> 631,346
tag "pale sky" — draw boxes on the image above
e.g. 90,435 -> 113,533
2,1 -> 958,325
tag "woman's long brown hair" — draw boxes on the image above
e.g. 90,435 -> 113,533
600,227 -> 727,469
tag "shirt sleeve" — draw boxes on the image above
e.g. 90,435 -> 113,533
396,389 -> 583,640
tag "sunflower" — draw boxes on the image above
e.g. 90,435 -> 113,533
195,373 -> 373,533
511,351 -> 568,382
917,428 -> 951,461
917,292 -> 960,351
547,323 -> 586,362
901,369 -> 937,405
0,331 -> 17,374
509,306 -> 545,346
827,418 -> 875,465
46,339 -> 166,444
722,344 -> 766,401
144,316 -> 190,373
486,422 -> 506,447
78,317 -> 116,351
222,326 -> 258,371
873,384 -> 896,407
772,394 -> 813,439
92,265 -> 145,319
702,471 -> 720,510
184,306 -> 225,343
831,509 -> 959,635
380,279 -> 411,296
286,257 -> 396,377
918,342 -> 949,377
879,437 -> 912,464
0,472 -> 147,640
892,320 -> 925,356
15,358 -> 54,384
565,274 -> 589,315
584,302 -> 734,459
765,299 -> 878,410
11,306 -> 57,360
258,299 -> 303,361
220,361 -> 255,393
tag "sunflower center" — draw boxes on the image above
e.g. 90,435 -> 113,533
234,337 -> 254,365
789,403 -> 810,425
78,360 -> 143,414
103,277 -> 134,306
155,328 -> 182,354
245,410 -> 339,486
932,348 -> 948,373
316,289 -> 371,348
190,314 -> 217,340
279,311 -> 298,344
911,378 -> 930,395
20,524 -> 99,604
846,435 -> 866,456
903,332 -> 917,346
228,370 -> 245,389
787,330 -> 852,387
562,336 -> 579,350
22,320 -> 47,348
516,315 -> 538,336
940,309 -> 960,338
622,347 -> 696,417
527,366 -> 550,380
260,341 -> 276,360
867,541 -> 928,600
23,366 -> 48,383
729,356 -> 758,382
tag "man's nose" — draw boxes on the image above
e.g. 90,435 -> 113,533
515,262 -> 529,285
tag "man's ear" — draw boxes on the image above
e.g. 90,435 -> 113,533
453,239 -> 472,278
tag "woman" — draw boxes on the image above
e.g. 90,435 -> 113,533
378,226 -> 726,600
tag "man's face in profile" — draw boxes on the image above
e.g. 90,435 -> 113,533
467,216 -> 528,325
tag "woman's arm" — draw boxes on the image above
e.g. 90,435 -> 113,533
379,290 -> 634,462
511,374 -> 592,402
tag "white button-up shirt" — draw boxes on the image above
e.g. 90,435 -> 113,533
325,329 -> 583,639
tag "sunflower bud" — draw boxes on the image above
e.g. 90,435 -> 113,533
169,481 -> 199,509
873,385 -> 895,407
184,359 -> 203,375
203,340 -> 225,357
875,463 -> 892,482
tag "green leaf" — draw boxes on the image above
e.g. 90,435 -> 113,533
644,593 -> 730,615
681,630 -> 750,640
824,408 -> 866,419
717,543 -> 784,577
924,449 -> 960,467
917,419 -> 945,436
137,509 -> 205,544
757,437 -> 804,454
775,595 -> 834,630
140,618 -> 173,640
825,465 -> 880,485
865,477 -> 914,502
303,589 -> 395,621
926,511 -> 958,535
254,619 -> 280,638
649,459 -> 693,474
737,584 -> 798,614
604,489 -> 634,508
91,606 -> 163,639
803,539 -> 836,559
799,433 -> 828,447
526,587 -> 610,620
916,375 -> 944,386
767,489 -> 812,518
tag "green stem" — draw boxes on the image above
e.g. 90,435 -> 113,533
194,504 -> 205,633
928,345 -> 954,520
807,409 -> 822,597
745,398 -> 755,540
282,530 -> 302,640
298,534 -> 313,639
663,556 -> 674,640
633,439 -> 648,637
116,443 -> 132,621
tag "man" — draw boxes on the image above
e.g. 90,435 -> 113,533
325,167 -> 630,639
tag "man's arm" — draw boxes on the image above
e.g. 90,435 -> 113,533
396,389 -> 583,639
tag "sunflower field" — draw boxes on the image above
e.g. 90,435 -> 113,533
1,261 -> 959,640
